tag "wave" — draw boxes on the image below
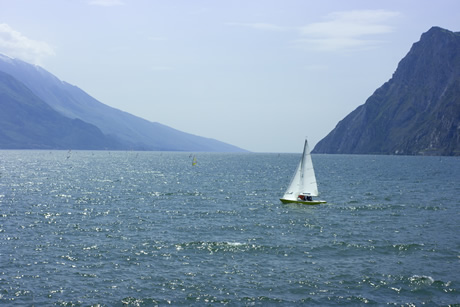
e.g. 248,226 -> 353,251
116,295 -> 310,305
409,274 -> 435,286
174,241 -> 265,253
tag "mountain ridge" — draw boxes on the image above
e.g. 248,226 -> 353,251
0,54 -> 246,152
312,27 -> 460,156
0,70 -> 123,149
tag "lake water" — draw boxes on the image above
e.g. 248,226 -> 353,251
0,151 -> 459,305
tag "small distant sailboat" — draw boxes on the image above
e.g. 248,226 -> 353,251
192,156 -> 197,166
280,139 -> 326,205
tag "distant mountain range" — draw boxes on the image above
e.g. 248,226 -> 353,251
0,71 -> 122,149
0,54 -> 246,151
313,27 -> 460,156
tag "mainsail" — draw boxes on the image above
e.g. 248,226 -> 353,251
282,139 -> 319,200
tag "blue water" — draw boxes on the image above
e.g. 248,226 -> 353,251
0,151 -> 459,305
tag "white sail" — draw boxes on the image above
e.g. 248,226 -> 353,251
282,139 -> 319,200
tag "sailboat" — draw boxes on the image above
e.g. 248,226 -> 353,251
280,139 -> 326,205
192,156 -> 197,166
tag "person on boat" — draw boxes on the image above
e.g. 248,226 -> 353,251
298,194 -> 313,202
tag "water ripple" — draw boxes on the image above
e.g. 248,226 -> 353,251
0,151 -> 459,305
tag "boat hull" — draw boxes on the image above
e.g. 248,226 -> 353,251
280,198 -> 326,205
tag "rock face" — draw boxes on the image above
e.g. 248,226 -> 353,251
0,54 -> 246,152
313,27 -> 460,156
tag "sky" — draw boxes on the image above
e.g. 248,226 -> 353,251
0,0 -> 459,152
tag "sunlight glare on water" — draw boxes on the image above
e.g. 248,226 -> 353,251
0,151 -> 459,305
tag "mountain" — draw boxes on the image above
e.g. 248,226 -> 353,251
0,71 -> 122,149
313,27 -> 460,156
0,54 -> 246,152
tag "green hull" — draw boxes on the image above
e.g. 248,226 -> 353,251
280,198 -> 326,205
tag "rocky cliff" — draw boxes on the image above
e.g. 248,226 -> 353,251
313,27 -> 460,156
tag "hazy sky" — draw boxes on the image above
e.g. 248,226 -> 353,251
0,0 -> 459,152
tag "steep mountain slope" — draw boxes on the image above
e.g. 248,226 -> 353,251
0,54 -> 245,152
313,27 -> 460,156
0,71 -> 122,149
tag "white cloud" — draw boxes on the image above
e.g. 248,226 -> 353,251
0,23 -> 55,64
297,10 -> 401,51
89,0 -> 124,7
226,22 -> 286,32
226,10 -> 400,52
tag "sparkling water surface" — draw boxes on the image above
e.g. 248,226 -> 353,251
0,151 -> 459,305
